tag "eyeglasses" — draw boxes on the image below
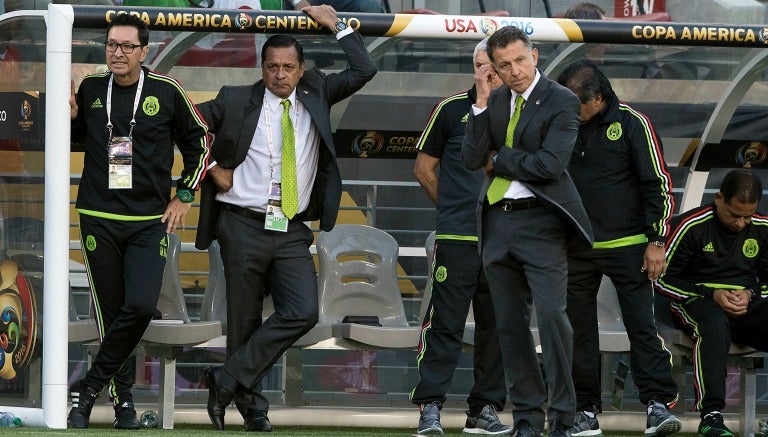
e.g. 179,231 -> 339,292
104,41 -> 143,54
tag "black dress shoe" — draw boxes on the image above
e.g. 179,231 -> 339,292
244,410 -> 273,432
206,366 -> 235,431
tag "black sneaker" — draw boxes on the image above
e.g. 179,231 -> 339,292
514,419 -> 544,437
569,411 -> 602,437
463,405 -> 512,435
549,420 -> 572,437
68,383 -> 99,429
114,401 -> 141,430
698,412 -> 734,437
417,401 -> 443,435
645,400 -> 682,437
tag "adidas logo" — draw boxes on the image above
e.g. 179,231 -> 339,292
461,113 -> 469,123
703,242 -> 714,252
70,389 -> 80,408
91,98 -> 103,108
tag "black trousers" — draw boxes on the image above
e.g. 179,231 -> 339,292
567,242 -> 677,411
410,241 -> 506,412
79,214 -> 167,404
482,204 -> 574,429
217,209 -> 318,417
671,297 -> 768,415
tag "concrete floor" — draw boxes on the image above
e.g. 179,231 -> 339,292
85,403 -> 743,432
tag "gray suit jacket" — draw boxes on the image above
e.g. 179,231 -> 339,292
195,32 -> 376,250
461,72 -> 594,249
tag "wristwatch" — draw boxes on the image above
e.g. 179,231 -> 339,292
648,238 -> 665,248
176,189 -> 195,203
333,19 -> 348,34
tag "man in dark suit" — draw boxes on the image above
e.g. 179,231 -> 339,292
462,26 -> 593,437
194,4 -> 376,431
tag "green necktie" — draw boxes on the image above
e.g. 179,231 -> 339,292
280,99 -> 298,219
486,95 -> 525,205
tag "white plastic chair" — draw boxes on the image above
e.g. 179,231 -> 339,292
318,224 -> 418,349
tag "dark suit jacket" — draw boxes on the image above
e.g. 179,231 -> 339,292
461,72 -> 594,248
195,32 -> 376,250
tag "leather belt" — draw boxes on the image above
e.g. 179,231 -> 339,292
496,197 -> 541,211
219,202 -> 307,222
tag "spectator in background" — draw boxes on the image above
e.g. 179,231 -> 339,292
562,2 -> 607,64
283,0 -> 384,13
656,169 -> 768,437
410,38 -> 510,437
563,2 -> 605,20
557,59 -> 680,437
194,4 -> 376,432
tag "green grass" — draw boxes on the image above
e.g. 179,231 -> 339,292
8,425 -> 701,437
7,424 -> 426,436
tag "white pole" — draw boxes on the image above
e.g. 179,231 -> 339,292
42,3 -> 74,429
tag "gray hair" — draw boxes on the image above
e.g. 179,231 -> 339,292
473,38 -> 489,61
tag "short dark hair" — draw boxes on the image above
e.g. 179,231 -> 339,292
720,169 -> 763,204
261,34 -> 304,65
486,26 -> 531,63
556,58 -> 613,104
107,13 -> 149,46
564,2 -> 606,20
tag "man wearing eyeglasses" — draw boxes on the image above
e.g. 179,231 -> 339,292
68,13 -> 210,430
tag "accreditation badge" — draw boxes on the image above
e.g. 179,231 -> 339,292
265,181 -> 288,232
108,136 -> 133,189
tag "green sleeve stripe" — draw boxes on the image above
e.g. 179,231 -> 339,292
416,92 -> 467,151
695,283 -> 744,290
147,71 -> 210,189
619,102 -> 674,237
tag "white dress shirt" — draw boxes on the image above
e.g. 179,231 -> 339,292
472,70 -> 542,200
216,88 -> 319,213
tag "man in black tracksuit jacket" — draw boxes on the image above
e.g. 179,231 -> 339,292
557,59 -> 680,437
656,169 -> 768,437
68,14 -> 210,430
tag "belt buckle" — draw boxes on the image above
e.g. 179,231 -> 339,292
500,200 -> 513,212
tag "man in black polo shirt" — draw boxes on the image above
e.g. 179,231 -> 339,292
410,38 -> 510,436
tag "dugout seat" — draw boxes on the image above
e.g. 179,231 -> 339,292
319,224 -> 419,349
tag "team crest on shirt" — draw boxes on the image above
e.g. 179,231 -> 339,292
743,238 -> 759,258
142,96 -> 160,116
606,122 -> 622,141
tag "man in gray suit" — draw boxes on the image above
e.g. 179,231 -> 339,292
194,4 -> 376,431
462,26 -> 593,437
